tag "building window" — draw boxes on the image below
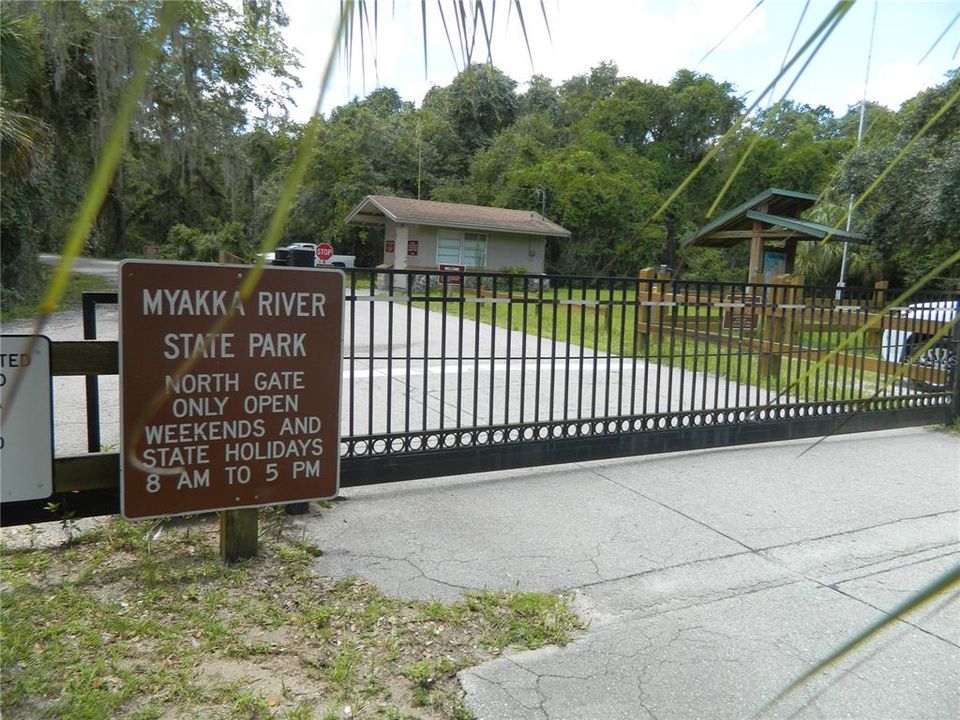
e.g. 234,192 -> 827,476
437,230 -> 486,267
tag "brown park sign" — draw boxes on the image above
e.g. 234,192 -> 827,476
120,261 -> 343,520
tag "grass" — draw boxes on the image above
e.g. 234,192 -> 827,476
0,511 -> 583,720
0,268 -> 111,322
406,290 -> 895,404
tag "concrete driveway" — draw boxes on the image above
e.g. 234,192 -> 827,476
291,427 -> 960,719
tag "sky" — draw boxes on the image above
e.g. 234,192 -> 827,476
275,0 -> 959,122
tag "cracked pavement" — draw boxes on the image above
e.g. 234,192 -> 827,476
291,426 -> 960,719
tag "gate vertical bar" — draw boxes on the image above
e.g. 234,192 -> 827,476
519,276 -> 529,424
367,271 -> 375,435
422,273 -> 431,431
472,273 -> 481,426
348,270 -> 357,437
489,275 -> 498,426
504,276 -> 513,424
386,271 -> 395,436
549,277 -> 559,422
404,272 -> 413,433
617,279 -> 627,417
952,299 -> 960,421
456,273 -> 464,428
629,277 -> 640,417
439,273 -> 448,431
578,278 -> 587,420
535,275 -> 544,423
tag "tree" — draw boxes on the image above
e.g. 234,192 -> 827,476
519,74 -> 561,122
558,61 -> 621,123
1,0 -> 297,303
640,70 -> 743,267
833,72 -> 960,286
444,64 -> 519,156
0,10 -> 48,304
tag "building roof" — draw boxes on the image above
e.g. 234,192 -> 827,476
345,195 -> 572,238
682,188 -> 868,248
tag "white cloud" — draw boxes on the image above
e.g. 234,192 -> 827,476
859,61 -> 940,111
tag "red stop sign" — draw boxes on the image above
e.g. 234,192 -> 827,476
315,243 -> 334,263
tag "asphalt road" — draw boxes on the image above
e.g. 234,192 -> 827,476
39,253 -> 120,285
292,427 -> 960,719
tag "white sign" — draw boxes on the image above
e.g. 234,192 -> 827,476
0,335 -> 54,502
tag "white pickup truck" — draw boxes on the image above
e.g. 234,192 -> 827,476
881,300 -> 958,390
258,242 -> 356,269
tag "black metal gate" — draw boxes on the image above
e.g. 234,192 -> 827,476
336,268 -> 957,486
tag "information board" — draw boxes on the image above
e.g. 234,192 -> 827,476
721,304 -> 760,330
119,261 -> 343,520
438,264 -> 465,285
0,335 -> 54,502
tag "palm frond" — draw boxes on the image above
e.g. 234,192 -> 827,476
649,1 -> 854,224
698,0 -> 765,65
512,0 -> 535,72
761,563 -> 960,714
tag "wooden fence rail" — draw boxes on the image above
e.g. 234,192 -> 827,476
635,270 -> 951,385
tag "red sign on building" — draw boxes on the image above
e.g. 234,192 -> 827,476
407,240 -> 419,256
119,261 -> 343,520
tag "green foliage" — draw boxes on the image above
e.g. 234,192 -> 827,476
161,221 -> 249,262
1,0 -> 295,299
2,3 -> 955,301
831,72 -> 960,286
0,267 -> 110,322
446,64 -> 520,155
0,9 -> 48,304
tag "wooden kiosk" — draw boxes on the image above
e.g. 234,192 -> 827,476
680,188 -> 867,283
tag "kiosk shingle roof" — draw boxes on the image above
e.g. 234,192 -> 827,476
682,188 -> 868,248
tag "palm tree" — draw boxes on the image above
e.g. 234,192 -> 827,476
0,11 -> 48,181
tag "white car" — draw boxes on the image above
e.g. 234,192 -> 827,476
881,300 -> 958,390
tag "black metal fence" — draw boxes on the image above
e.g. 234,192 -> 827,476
78,269 -> 959,475
336,268 -> 957,484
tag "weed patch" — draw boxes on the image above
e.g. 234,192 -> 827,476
1,513 -> 583,719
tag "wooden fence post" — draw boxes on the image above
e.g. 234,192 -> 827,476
872,280 -> 890,309
759,273 -> 802,378
637,268 -> 656,351
865,279 -> 891,349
